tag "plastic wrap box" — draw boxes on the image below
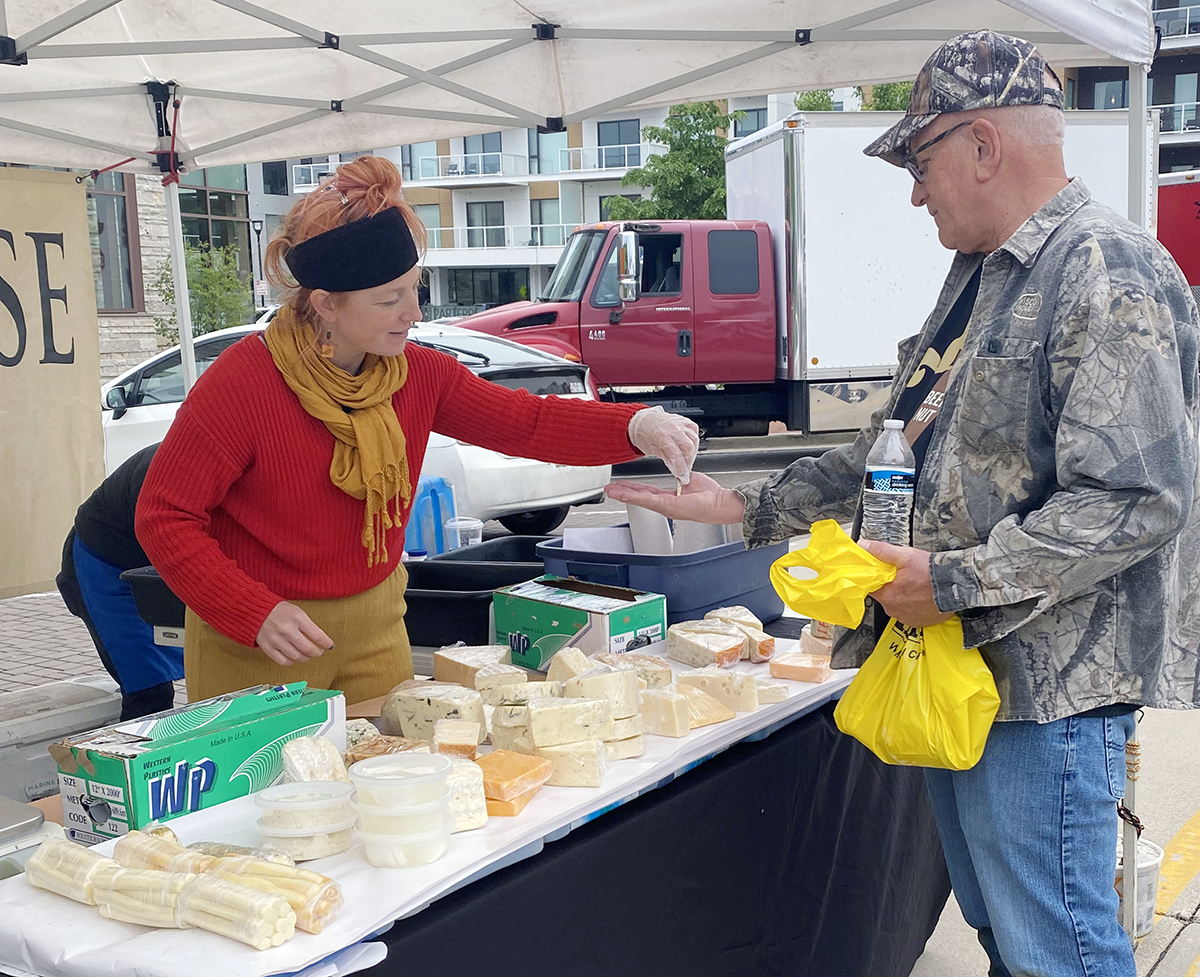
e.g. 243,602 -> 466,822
404,560 -> 544,647
0,676 -> 122,803
537,537 -> 787,625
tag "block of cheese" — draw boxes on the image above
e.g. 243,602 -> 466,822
491,704 -> 529,729
282,735 -> 350,782
473,661 -> 527,692
344,718 -> 381,750
432,645 -> 510,688
677,666 -> 759,713
596,652 -> 673,689
489,724 -> 536,755
640,688 -> 690,737
381,681 -> 486,741
770,652 -> 832,684
475,750 -> 553,801
677,683 -> 736,728
728,623 -> 775,663
344,735 -> 430,765
446,757 -> 488,832
705,605 -> 763,633
755,678 -> 790,704
431,719 -> 481,759
608,713 -> 645,741
605,734 -> 646,760
486,784 -> 542,817
563,663 -> 639,719
526,697 -> 614,747
666,621 -> 746,669
800,625 -> 834,658
536,739 -> 607,787
482,681 -> 562,706
546,647 -> 594,683
810,619 -> 835,641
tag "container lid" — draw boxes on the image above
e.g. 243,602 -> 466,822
254,780 -> 354,811
256,815 -> 358,838
348,753 -> 451,784
350,792 -> 449,818
0,796 -> 45,846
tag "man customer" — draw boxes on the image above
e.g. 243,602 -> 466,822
610,30 -> 1200,977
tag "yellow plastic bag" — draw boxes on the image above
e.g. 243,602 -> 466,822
769,519 -> 897,628
833,615 -> 1000,770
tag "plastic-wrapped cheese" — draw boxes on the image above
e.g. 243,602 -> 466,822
381,680 -> 486,741
596,652 -> 673,689
800,624 -> 834,658
526,697 -> 614,747
640,688 -> 690,738
24,837 -> 118,905
563,663 -> 640,719
282,735 -> 350,783
535,739 -> 607,787
726,623 -> 775,662
704,605 -> 763,632
344,718 -> 382,750
492,703 -> 529,728
605,735 -> 646,760
486,785 -> 541,817
676,684 -> 736,728
677,666 -> 759,712
770,652 -> 832,684
472,661 -> 527,692
205,855 -> 342,935
666,621 -> 746,668
446,757 -> 488,831
92,865 -> 193,928
114,830 -> 218,875
755,678 -> 790,704
482,680 -> 561,706
489,724 -> 536,754
343,734 -> 430,764
431,719 -> 480,759
432,644 -> 510,687
546,646 -> 594,683
177,875 -> 296,950
475,749 -> 553,801
608,714 -> 645,740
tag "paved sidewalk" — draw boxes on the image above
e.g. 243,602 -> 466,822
0,591 -> 103,691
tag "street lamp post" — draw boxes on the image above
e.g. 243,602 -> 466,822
250,218 -> 264,280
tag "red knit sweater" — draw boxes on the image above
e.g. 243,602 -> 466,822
135,336 -> 642,647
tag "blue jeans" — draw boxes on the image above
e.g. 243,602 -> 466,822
924,712 -> 1136,977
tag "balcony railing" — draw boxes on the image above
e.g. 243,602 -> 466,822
292,162 -> 338,193
1154,4 -> 1200,37
1157,101 -> 1200,132
415,153 -> 530,179
426,224 -> 571,250
559,143 -> 664,172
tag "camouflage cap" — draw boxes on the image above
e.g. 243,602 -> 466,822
863,30 -> 1064,167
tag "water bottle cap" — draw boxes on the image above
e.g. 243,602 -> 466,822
883,418 -> 905,430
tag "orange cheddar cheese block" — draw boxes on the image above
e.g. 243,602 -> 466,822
770,652 -> 832,684
475,749 -> 553,801
485,783 -> 542,817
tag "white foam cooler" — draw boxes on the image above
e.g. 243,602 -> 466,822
0,675 -> 121,802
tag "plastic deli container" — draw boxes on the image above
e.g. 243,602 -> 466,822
351,796 -> 452,836
357,822 -> 452,868
348,753 -> 451,807
256,817 -> 357,861
254,781 -> 354,829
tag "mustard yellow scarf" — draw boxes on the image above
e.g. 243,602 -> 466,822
265,304 -> 411,566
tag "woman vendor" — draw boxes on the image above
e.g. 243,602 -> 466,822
136,155 -> 697,704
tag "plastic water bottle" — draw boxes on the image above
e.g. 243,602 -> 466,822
861,418 -> 916,546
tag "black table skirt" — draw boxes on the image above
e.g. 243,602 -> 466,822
373,703 -> 951,977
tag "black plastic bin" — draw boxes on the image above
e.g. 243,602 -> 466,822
426,535 -> 551,570
119,566 -> 186,628
537,537 -> 787,626
404,560 -> 542,647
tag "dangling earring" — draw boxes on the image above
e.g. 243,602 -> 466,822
319,329 -> 334,358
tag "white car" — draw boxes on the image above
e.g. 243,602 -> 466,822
100,318 -> 610,534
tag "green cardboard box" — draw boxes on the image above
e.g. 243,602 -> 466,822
493,575 -> 668,670
48,683 -> 345,844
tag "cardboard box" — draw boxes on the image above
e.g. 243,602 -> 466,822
48,683 -> 345,844
493,576 -> 667,670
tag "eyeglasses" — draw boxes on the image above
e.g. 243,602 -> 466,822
902,120 -> 975,184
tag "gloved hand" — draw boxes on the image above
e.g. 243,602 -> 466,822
627,406 -> 700,484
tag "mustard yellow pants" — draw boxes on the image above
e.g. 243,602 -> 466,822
184,562 -> 412,704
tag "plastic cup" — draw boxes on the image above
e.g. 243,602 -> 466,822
356,822 -> 453,868
347,753 -> 451,807
444,516 -> 484,549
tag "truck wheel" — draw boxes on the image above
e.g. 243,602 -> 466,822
498,506 -> 570,535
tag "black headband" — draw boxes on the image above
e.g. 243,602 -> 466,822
286,207 -> 419,292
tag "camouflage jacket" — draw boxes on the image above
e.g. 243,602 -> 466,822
740,179 -> 1200,722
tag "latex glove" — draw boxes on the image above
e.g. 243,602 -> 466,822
627,406 -> 700,484
607,472 -> 745,525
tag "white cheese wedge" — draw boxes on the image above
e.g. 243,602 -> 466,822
605,734 -> 646,760
281,735 -> 350,783
676,683 -> 736,728
489,724 -> 536,755
381,682 -> 486,741
755,678 -> 790,704
344,718 -> 381,750
726,623 -> 775,662
432,645 -> 510,687
596,652 -> 673,689
482,681 -> 562,706
526,697 -> 614,748
704,605 -> 764,632
800,625 -> 834,658
639,688 -> 690,738
563,663 -> 640,720
473,662 -> 527,692
607,714 -> 645,741
666,621 -> 746,669
546,647 -> 594,683
535,739 -> 607,787
492,704 -> 529,729
677,666 -> 759,712
446,757 -> 488,832
770,652 -> 832,684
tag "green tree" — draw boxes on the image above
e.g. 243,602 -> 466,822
793,89 -> 835,111
858,81 -> 913,111
603,101 -> 740,221
152,243 -> 254,343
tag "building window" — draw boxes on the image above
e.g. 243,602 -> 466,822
178,166 -> 253,281
401,141 -> 439,181
530,198 -> 563,246
529,129 -> 568,175
466,201 -> 505,248
413,204 -> 444,248
463,132 -> 502,175
447,267 -> 529,307
599,194 -> 641,221
86,172 -> 143,313
1066,77 -> 1077,110
261,161 -> 288,195
597,119 -> 641,167
734,108 -> 769,137
1095,78 -> 1129,109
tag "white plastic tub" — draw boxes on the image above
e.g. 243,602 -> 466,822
352,796 -> 452,836
256,816 -> 357,861
254,781 -> 354,829
348,754 -> 451,807
1116,838 -> 1165,938
357,822 -> 452,868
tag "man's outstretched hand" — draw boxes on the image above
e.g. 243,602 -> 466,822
606,471 -> 746,525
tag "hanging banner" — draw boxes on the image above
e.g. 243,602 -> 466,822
0,168 -> 104,599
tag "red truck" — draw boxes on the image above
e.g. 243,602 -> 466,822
460,113 -> 1191,436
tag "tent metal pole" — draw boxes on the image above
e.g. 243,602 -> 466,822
30,37 -> 311,58
1128,65 -> 1151,229
342,37 -> 532,106
164,182 -> 198,393
0,114 -> 154,162
182,108 -> 329,166
15,0 -> 122,52
0,85 -> 144,102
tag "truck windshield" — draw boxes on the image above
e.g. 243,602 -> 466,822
540,230 -> 607,302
